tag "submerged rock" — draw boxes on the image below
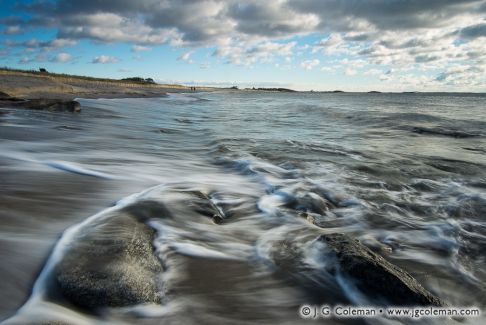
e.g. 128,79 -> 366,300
189,190 -> 226,223
412,126 -> 479,138
55,200 -> 170,310
318,233 -> 445,306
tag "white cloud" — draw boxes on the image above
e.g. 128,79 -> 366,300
92,55 -> 119,64
131,45 -> 151,52
363,68 -> 383,76
340,58 -> 367,68
345,68 -> 357,76
300,59 -> 320,70
4,26 -> 21,35
47,38 -> 77,48
320,66 -> 334,72
314,34 -> 347,54
178,51 -> 193,64
51,52 -> 72,62
213,41 -> 296,66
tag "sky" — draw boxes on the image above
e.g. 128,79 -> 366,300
1,0 -> 486,92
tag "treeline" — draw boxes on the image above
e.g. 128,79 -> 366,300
246,87 -> 296,92
121,77 -> 156,84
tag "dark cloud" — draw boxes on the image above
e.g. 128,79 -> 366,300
460,23 -> 486,39
288,0 -> 484,30
13,0 -> 486,46
0,15 -> 25,25
227,2 -> 318,37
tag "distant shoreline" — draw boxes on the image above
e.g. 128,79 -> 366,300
0,68 -> 484,100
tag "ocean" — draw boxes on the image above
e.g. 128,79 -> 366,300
0,91 -> 485,324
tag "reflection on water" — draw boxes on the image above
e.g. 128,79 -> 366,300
0,92 -> 485,324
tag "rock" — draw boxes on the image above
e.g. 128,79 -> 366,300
0,91 -> 12,99
318,233 -> 445,306
0,96 -> 81,112
189,190 -> 225,223
412,126 -> 479,138
55,200 -> 170,310
15,99 -> 81,112
287,192 -> 332,215
0,91 -> 24,102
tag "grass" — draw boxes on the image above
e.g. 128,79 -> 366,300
0,66 -> 183,87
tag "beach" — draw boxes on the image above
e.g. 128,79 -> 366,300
0,68 -> 217,100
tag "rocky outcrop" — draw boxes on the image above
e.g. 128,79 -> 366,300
55,200 -> 171,310
319,233 -> 445,306
0,93 -> 81,112
0,91 -> 24,102
15,99 -> 81,112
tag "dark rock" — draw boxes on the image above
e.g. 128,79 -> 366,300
0,91 -> 12,99
55,200 -> 169,310
412,126 -> 479,138
14,99 -> 81,112
212,215 -> 224,224
287,192 -> 332,215
318,233 -> 445,306
0,97 -> 81,112
188,190 -> 225,223
0,91 -> 24,102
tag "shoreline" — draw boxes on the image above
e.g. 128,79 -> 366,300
0,68 -> 218,102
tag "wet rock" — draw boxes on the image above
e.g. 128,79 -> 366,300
288,192 -> 332,215
0,91 -> 12,99
15,99 -> 81,112
55,200 -> 169,310
318,233 -> 445,306
412,126 -> 479,138
189,190 -> 225,223
0,91 -> 25,102
0,96 -> 81,112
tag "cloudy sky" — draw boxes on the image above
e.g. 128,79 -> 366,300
1,0 -> 486,91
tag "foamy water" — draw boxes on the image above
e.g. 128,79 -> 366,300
0,92 -> 485,324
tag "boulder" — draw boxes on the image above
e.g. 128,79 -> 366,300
319,233 -> 445,306
0,95 -> 81,112
55,200 -> 170,310
0,91 -> 12,99
0,91 -> 24,102
16,99 -> 81,112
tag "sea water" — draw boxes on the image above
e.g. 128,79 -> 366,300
0,91 -> 485,324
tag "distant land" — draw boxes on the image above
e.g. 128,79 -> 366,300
0,68 -> 484,99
